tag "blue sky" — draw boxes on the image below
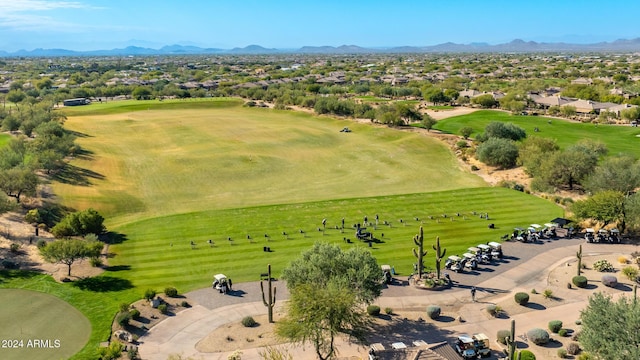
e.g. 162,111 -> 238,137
0,0 -> 639,51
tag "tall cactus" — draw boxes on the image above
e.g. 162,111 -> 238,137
412,226 -> 427,279
506,319 -> 516,360
260,264 -> 277,323
432,236 -> 447,279
576,244 -> 583,276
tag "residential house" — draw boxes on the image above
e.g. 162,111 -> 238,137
571,77 -> 593,85
562,99 -> 616,114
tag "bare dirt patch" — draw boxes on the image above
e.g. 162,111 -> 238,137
195,313 -> 283,353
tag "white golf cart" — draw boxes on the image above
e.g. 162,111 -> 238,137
213,273 -> 229,294
488,241 -> 503,258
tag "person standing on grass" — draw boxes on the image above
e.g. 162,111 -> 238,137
471,286 -> 477,302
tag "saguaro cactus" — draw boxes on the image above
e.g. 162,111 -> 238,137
260,264 -> 277,323
506,319 -> 517,360
412,226 -> 427,279
432,236 -> 447,280
576,244 -> 582,276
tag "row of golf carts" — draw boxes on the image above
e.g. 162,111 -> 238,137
444,242 -> 503,273
585,228 -> 621,243
512,223 -> 558,242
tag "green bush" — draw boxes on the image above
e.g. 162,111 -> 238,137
576,353 -> 593,360
519,350 -> 536,360
157,304 -> 168,314
144,289 -> 156,301
572,275 -> 588,288
367,305 -> 381,316
456,140 -> 469,149
526,328 -> 550,345
97,341 -> 124,360
593,259 -> 614,272
543,289 -> 553,298
384,307 -> 393,315
486,304 -> 498,316
241,316 -> 257,327
558,329 -> 568,337
89,257 -> 103,267
164,287 -> 178,297
129,309 -> 140,320
557,348 -> 568,358
426,305 -> 441,320
471,165 -> 479,171
476,137 -> 519,169
601,275 -> 617,287
10,243 -> 20,253
36,239 -> 47,249
514,292 -> 530,305
548,320 -> 563,333
497,329 -> 510,344
119,302 -> 130,312
181,300 -> 190,308
567,342 -> 581,355
116,311 -> 131,327
622,266 -> 639,281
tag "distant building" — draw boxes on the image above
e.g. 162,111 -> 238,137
63,98 -> 91,106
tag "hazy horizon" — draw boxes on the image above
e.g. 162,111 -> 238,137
0,0 -> 638,52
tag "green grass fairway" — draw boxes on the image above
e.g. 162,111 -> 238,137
109,187 -> 562,291
56,99 -> 485,226
434,110 -> 640,156
0,288 -> 91,360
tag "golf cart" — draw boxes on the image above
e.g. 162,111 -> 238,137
513,227 -> 527,242
213,273 -> 229,294
544,223 -> 558,238
596,229 -> 609,243
609,228 -> 621,243
472,333 -> 491,357
462,253 -> 478,270
381,265 -> 392,284
488,241 -> 503,258
445,255 -> 463,273
585,228 -> 595,243
477,244 -> 493,261
468,246 -> 488,264
454,334 -> 477,359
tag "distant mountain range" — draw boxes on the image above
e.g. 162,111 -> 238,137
3,38 -> 640,57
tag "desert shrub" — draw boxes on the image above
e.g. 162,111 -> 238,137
618,255 -> 629,264
36,239 -> 47,249
572,331 -> 581,341
129,309 -> 140,320
367,305 -> 381,316
127,346 -> 139,360
557,348 -> 568,358
548,320 -> 563,333
519,350 -> 536,360
9,243 -> 20,253
566,342 -> 581,355
576,353 -> 593,360
593,259 -> 614,272
514,292 -> 530,305
157,304 -> 168,314
558,329 -> 568,337
164,287 -> 178,297
526,328 -> 550,345
531,289 -> 538,294
621,266 -> 638,281
575,319 -> 582,325
98,341 -> 124,360
181,300 -> 190,308
601,275 -> 617,287
116,311 -> 131,327
89,257 -> 103,267
144,289 -> 156,301
384,307 -> 393,315
486,304 -> 498,316
572,275 -> 588,288
543,289 -> 553,298
497,329 -> 511,345
471,165 -> 479,171
456,140 -> 469,149
241,316 -> 257,327
119,303 -> 131,312
476,137 -> 519,168
426,305 -> 441,320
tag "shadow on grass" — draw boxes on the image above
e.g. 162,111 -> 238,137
104,265 -> 131,272
53,164 -> 105,186
0,269 -> 41,283
104,231 -> 128,245
72,276 -> 133,292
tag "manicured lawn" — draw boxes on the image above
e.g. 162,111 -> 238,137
56,99 -> 486,226
356,96 -> 391,102
59,97 -> 243,116
0,288 -> 91,360
109,187 -> 562,292
427,105 -> 454,110
434,110 -> 640,156
0,271 -> 137,360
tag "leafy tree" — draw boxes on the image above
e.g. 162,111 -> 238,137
459,126 -> 473,139
579,292 -> 640,360
476,137 -> 519,168
537,144 -> 600,190
471,94 -> 497,108
484,122 -> 526,141
517,137 -> 559,176
0,167 -> 38,203
6,90 -> 25,109
585,155 -> 640,194
572,190 -> 625,226
421,113 -> 436,132
620,107 -> 640,122
276,282 -> 370,360
281,242 -> 382,303
51,208 -> 106,238
40,239 -> 93,276
560,105 -> 577,117
132,86 -> 153,100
